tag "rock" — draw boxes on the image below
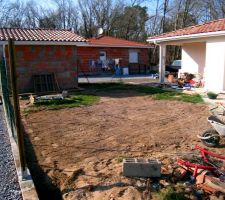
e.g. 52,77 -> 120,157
52,143 -> 58,148
43,157 -> 51,164
136,180 -> 146,189
210,194 -> 224,200
63,189 -> 87,200
34,136 -> 40,141
189,194 -> 198,200
159,179 -> 170,187
210,194 -> 218,200
183,181 -> 192,187
0,107 -> 22,200
185,187 -> 192,193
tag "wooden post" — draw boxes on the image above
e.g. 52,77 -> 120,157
159,44 -> 166,83
8,39 -> 26,172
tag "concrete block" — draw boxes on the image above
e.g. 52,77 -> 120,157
123,158 -> 161,178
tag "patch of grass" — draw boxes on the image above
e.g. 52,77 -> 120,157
80,83 -> 167,94
154,92 -> 203,104
34,94 -> 100,109
155,186 -> 185,200
116,155 -> 129,163
134,85 -> 167,95
81,83 -> 203,104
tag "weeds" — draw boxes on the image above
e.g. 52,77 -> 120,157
155,186 -> 185,200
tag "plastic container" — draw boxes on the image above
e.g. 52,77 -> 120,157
115,67 -> 121,75
122,67 -> 129,75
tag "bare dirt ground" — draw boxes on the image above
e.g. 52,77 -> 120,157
22,89 -> 224,200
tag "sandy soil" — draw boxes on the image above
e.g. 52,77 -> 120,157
22,90 -> 224,200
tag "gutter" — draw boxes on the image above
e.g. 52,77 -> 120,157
0,41 -> 152,48
77,44 -> 152,48
147,30 -> 225,44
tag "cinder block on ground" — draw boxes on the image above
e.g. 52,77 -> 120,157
123,158 -> 161,178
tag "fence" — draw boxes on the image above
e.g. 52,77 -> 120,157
0,40 -> 26,172
0,46 -> 18,141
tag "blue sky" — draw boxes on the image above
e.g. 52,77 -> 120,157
9,0 -> 159,15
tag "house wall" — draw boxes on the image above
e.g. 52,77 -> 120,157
5,45 -> 78,93
204,37 -> 225,92
181,42 -> 206,75
179,38 -> 225,92
77,47 -> 148,73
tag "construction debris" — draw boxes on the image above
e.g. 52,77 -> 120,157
176,146 -> 225,195
29,91 -> 69,105
167,72 -> 203,90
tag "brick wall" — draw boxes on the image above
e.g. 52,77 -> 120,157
5,45 -> 78,93
77,47 -> 149,73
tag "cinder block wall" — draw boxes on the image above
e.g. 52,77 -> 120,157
5,45 -> 78,93
77,47 -> 148,73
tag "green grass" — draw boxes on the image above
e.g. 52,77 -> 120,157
34,94 -> 100,109
116,155 -> 129,163
153,92 -> 203,104
155,186 -> 185,200
81,83 -> 203,104
24,83 -> 203,113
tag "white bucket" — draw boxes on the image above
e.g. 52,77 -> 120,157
123,67 -> 129,75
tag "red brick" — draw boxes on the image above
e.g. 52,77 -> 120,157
5,45 -> 78,93
77,47 -> 148,73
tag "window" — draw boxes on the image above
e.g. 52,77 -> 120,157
99,51 -> 107,61
129,50 -> 138,63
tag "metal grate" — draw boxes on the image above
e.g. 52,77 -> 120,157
32,73 -> 60,93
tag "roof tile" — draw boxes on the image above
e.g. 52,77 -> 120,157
148,18 -> 225,40
0,28 -> 87,42
89,36 -> 149,48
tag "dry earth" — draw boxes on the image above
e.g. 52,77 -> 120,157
22,90 -> 224,200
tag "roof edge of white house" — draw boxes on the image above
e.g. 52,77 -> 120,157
147,30 -> 225,44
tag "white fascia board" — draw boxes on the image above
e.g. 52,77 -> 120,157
147,30 -> 225,44
0,41 -> 7,45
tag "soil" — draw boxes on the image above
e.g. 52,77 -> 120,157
22,90 -> 225,200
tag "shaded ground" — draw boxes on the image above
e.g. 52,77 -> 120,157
21,84 -> 224,200
78,75 -> 157,84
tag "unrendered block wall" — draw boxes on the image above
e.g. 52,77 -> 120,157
205,38 -> 225,92
5,45 -> 78,93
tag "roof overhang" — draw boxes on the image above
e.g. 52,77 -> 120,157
147,30 -> 225,44
0,40 -> 152,48
0,41 -> 87,46
73,43 -> 152,48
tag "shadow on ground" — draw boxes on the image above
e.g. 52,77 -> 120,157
78,83 -> 203,104
79,82 -> 169,98
24,129 -> 63,200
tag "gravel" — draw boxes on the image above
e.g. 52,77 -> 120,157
0,105 -> 22,200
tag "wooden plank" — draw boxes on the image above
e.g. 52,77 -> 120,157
8,38 -> 26,172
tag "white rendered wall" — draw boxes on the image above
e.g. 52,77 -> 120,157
205,38 -> 225,92
181,42 -> 206,75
